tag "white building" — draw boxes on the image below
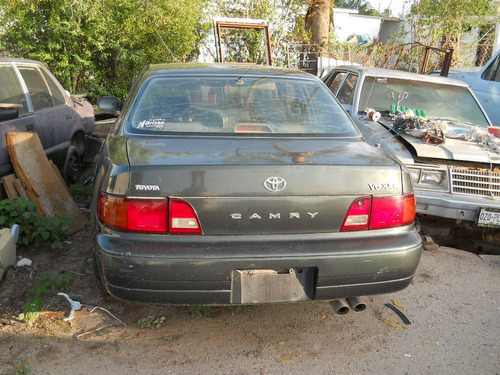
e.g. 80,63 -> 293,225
333,8 -> 401,45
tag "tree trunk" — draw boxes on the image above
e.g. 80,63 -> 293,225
306,0 -> 333,46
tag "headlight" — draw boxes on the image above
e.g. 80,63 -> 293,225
408,168 -> 448,191
421,170 -> 444,185
408,168 -> 420,184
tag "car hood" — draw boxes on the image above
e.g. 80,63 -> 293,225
377,119 -> 500,164
398,132 -> 500,163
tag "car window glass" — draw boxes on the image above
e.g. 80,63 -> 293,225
0,65 -> 29,117
337,74 -> 358,105
482,54 -> 500,81
41,68 -> 66,106
359,76 -> 490,127
327,72 -> 347,95
19,66 -> 54,111
128,76 -> 357,137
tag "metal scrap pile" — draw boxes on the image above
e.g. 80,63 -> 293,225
390,112 -> 500,152
391,112 -> 447,145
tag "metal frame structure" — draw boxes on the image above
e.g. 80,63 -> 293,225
214,18 -> 273,65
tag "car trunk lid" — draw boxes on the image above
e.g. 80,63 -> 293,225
124,136 -> 403,234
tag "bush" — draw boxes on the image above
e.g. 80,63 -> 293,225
0,198 -> 73,249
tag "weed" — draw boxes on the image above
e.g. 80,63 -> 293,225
419,270 -> 434,279
19,271 -> 76,326
164,334 -> 182,343
0,198 -> 73,249
14,361 -> 30,375
189,305 -> 212,318
69,184 -> 94,201
138,315 -> 166,329
232,305 -> 245,313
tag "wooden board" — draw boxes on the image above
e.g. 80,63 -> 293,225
1,174 -> 19,200
13,178 -> 31,203
7,132 -> 89,234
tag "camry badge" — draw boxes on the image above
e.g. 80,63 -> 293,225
264,177 -> 286,192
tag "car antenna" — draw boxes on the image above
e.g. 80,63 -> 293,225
235,63 -> 259,84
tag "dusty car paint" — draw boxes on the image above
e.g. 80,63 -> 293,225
91,63 -> 422,305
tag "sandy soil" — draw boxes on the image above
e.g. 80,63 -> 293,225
1,226 -> 499,375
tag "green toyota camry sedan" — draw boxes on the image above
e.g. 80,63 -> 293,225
91,63 -> 422,309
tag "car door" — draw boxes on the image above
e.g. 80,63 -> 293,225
17,64 -> 75,157
469,54 -> 500,125
0,63 -> 35,175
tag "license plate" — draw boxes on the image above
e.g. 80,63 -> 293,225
230,268 -> 313,304
477,207 -> 500,228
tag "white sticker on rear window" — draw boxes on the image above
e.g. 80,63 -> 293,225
138,118 -> 166,129
376,78 -> 388,84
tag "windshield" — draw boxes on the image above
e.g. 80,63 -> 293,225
127,75 -> 357,137
359,76 -> 490,127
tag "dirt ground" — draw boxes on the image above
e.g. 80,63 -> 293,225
1,223 -> 499,374
1,151 -> 499,375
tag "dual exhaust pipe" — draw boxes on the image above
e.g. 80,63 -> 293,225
330,297 -> 367,315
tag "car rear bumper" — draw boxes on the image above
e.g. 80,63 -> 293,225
93,225 -> 422,304
415,189 -> 500,222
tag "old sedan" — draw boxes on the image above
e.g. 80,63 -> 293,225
0,57 -> 97,183
91,63 -> 421,307
323,66 -> 500,238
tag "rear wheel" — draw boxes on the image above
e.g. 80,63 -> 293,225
63,146 -> 81,185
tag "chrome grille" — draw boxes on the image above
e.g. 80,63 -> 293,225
451,168 -> 500,197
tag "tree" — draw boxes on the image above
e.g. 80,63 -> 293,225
409,0 -> 498,66
0,0 -> 207,99
305,0 -> 333,46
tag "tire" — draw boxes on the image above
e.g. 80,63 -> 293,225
63,146 -> 81,185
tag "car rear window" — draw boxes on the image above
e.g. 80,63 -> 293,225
127,75 -> 357,136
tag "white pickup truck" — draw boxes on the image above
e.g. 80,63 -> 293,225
447,51 -> 500,126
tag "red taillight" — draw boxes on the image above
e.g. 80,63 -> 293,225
127,199 -> 168,232
98,194 -> 201,234
169,198 -> 202,235
340,193 -> 416,232
340,196 -> 371,231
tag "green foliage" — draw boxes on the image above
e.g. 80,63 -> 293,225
15,362 -> 30,375
138,315 -> 166,329
0,198 -> 72,249
69,184 -> 94,202
188,305 -> 212,318
208,0 -> 309,66
19,271 -> 76,326
0,0 -> 208,100
408,0 -> 498,67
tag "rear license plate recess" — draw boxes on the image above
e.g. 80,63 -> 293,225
230,268 -> 315,304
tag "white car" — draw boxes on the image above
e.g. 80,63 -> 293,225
447,51 -> 500,126
323,66 -> 500,253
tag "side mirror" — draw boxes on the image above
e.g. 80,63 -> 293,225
97,96 -> 122,114
0,107 -> 19,122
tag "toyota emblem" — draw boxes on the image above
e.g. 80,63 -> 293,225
264,177 -> 286,192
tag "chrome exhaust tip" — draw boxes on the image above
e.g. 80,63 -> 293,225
330,299 -> 350,315
346,296 -> 367,312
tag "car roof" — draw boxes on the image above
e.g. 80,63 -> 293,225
331,65 -> 470,87
0,56 -> 43,65
142,63 -> 317,80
